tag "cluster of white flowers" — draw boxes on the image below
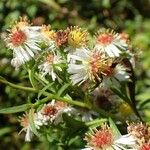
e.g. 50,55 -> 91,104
5,17 -> 133,87
4,17 -> 139,146
19,100 -> 76,141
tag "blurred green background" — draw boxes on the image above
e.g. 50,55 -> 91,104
0,0 -> 150,149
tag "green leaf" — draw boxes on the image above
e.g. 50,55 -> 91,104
29,109 -> 40,137
62,113 -> 86,129
109,118 -> 121,138
38,83 -> 54,99
85,118 -> 107,128
0,127 -> 11,136
57,83 -> 70,96
111,87 -> 130,103
28,69 -> 37,89
0,104 -> 31,114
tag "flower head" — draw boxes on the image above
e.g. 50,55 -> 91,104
127,122 -> 150,144
9,29 -> 27,46
5,18 -> 41,68
38,52 -> 62,81
19,111 -> 42,141
85,124 -> 113,149
12,16 -> 30,31
95,29 -> 128,57
37,100 -> 75,125
68,48 -> 111,85
55,30 -> 68,47
41,25 -> 56,42
68,26 -> 88,48
84,124 -> 137,150
139,143 -> 150,150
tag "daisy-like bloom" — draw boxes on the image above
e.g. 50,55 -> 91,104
38,52 -> 62,81
36,101 -> 58,124
5,17 -> 41,67
55,30 -> 68,47
66,26 -> 89,62
37,100 -> 76,125
67,48 -> 111,85
12,16 -> 30,30
40,25 -> 56,50
95,29 -> 129,58
19,111 -> 43,142
68,26 -> 88,49
127,122 -> 150,144
83,124 -> 137,150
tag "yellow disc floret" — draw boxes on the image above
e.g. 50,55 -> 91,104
68,26 -> 88,48
41,25 -> 56,41
119,102 -> 133,116
12,16 -> 30,31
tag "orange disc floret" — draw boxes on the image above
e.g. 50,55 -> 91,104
9,29 -> 27,46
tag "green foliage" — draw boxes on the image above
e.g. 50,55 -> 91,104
0,0 -> 150,149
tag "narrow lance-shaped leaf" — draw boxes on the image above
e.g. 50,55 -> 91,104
57,83 -> 70,96
38,83 -> 54,99
0,104 -> 31,114
28,69 -> 37,89
109,117 -> 121,138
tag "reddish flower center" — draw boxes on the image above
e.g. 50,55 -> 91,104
102,66 -> 114,76
89,53 -> 102,75
46,54 -> 54,64
97,34 -> 113,45
91,129 -> 113,148
10,30 -> 27,46
42,105 -> 57,116
140,143 -> 150,150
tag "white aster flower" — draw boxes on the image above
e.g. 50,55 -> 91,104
36,100 -> 76,125
6,24 -> 41,66
19,111 -> 43,142
83,124 -> 137,150
38,52 -> 62,81
95,29 -> 129,58
68,48 -> 110,85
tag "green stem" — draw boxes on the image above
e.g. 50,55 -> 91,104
0,78 -> 117,118
0,78 -> 36,92
0,78 -> 90,109
33,94 -> 90,109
